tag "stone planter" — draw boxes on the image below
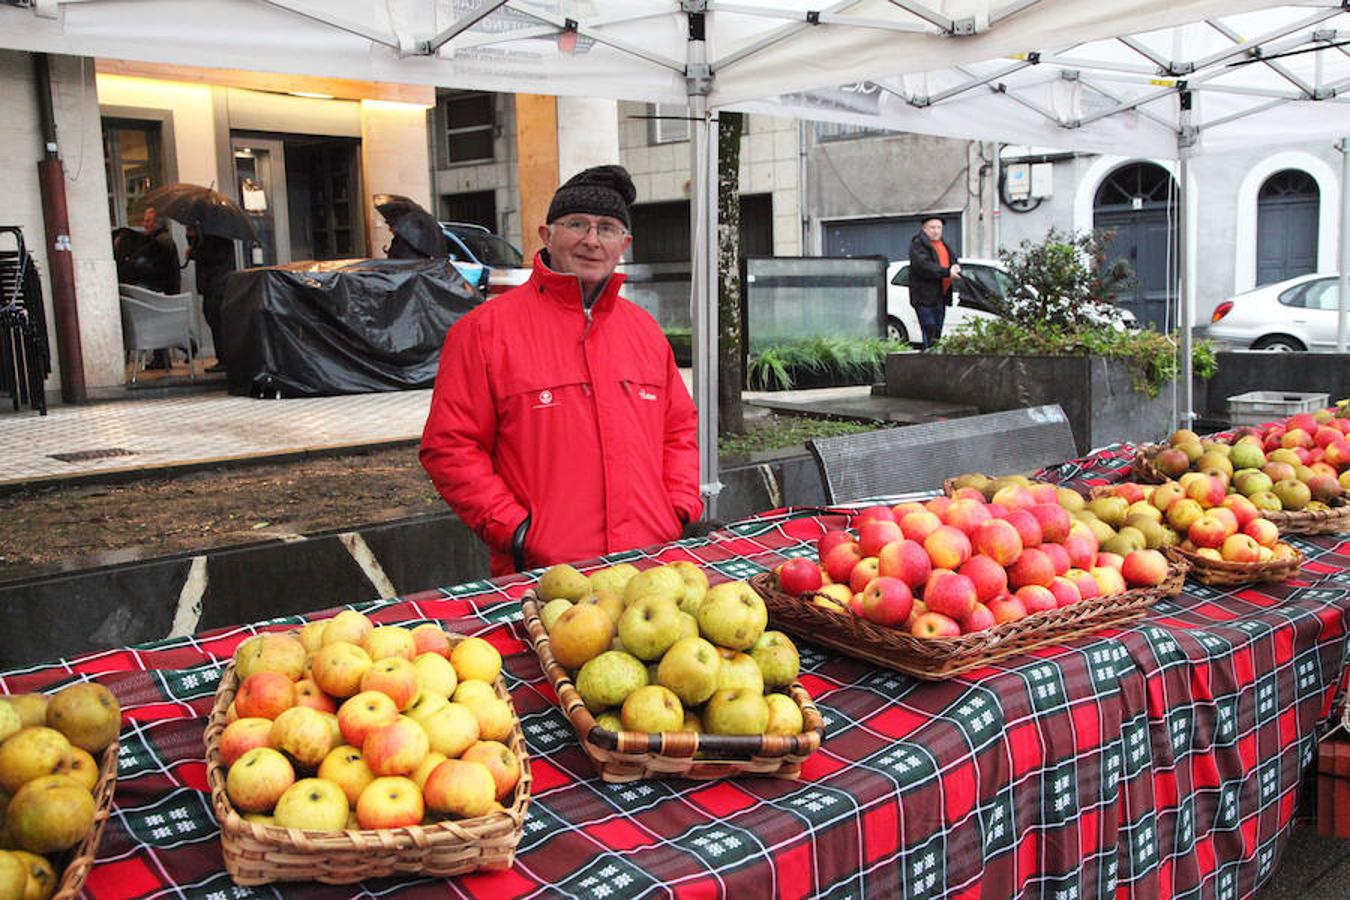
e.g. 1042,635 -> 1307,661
883,353 -> 1174,456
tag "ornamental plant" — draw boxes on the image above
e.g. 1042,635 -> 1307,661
936,228 -> 1217,397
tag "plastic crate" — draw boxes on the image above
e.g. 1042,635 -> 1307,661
1226,390 -> 1329,427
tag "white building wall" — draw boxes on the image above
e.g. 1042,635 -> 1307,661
3,51 -> 121,401
360,100 -> 433,259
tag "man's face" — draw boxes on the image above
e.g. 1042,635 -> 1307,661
922,219 -> 943,242
142,208 -> 161,232
538,214 -> 631,296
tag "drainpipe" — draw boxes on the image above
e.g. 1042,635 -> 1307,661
33,53 -> 86,404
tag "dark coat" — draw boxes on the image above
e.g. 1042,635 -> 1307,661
908,232 -> 956,308
114,227 -> 181,295
188,233 -> 237,297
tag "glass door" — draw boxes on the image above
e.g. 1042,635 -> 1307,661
231,136 -> 291,266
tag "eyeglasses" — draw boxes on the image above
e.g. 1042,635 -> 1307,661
554,217 -> 628,243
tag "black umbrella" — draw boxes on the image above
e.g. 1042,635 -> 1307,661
134,183 -> 255,243
374,194 -> 447,258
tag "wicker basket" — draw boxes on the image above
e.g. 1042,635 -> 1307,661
203,633 -> 532,886
1163,544 -> 1304,585
1258,499 -> 1350,535
1130,444 -> 1171,484
748,564 -> 1187,681
520,592 -> 824,783
51,739 -> 119,900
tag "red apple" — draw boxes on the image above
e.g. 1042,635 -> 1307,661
1242,518 -> 1279,548
971,519 -> 1023,567
961,603 -> 996,633
924,525 -> 973,570
890,501 -> 927,520
849,557 -> 881,594
1219,494 -> 1260,530
990,484 -> 1036,511
1095,552 -> 1125,572
818,529 -> 856,559
858,519 -> 904,557
1039,542 -> 1071,577
822,541 -> 863,584
877,538 -> 932,589
410,624 -> 453,659
1001,508 -> 1044,548
778,557 -> 824,596
235,671 -> 297,721
950,486 -> 988,503
1065,568 -> 1101,601
1048,576 -> 1082,608
922,570 -> 978,620
1207,506 -> 1240,537
1188,515 -> 1228,549
899,511 -> 943,543
958,554 -> 1008,603
1091,566 -> 1128,596
1028,504 -> 1072,544
1061,533 -> 1098,571
1219,533 -> 1262,564
943,498 -> 993,536
855,505 -> 897,526
860,576 -> 914,627
1015,584 -> 1058,614
986,594 -> 1028,625
1120,549 -> 1169,587
1007,547 -> 1055,589
924,496 -> 953,519
910,611 -> 961,638
219,717 -> 275,767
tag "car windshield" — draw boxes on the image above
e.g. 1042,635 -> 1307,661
455,231 -> 523,267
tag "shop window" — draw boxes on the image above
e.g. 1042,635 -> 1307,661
441,91 -> 495,164
102,119 -> 165,227
648,103 -> 690,145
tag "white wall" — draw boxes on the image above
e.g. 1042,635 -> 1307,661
96,74 -> 217,189
361,100 -> 433,258
2,51 -> 121,401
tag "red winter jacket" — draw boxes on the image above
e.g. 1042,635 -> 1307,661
420,253 -> 703,576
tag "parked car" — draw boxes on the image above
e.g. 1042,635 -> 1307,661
885,257 -> 1135,345
1202,272 -> 1346,351
885,257 -> 1017,346
440,222 -> 531,297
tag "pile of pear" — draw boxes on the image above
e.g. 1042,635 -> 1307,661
535,562 -> 807,739
0,682 -> 122,900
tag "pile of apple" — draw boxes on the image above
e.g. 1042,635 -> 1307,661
216,611 -> 522,834
0,681 -> 122,900
1149,413 -> 1350,512
772,475 -> 1175,639
534,562 -> 806,738
1087,477 -> 1300,566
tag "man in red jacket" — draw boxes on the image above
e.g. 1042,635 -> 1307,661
420,165 -> 704,576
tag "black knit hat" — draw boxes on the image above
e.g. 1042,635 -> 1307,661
546,164 -> 636,229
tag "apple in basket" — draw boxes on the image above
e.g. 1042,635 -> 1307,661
909,611 -> 961,639
776,558 -> 823,596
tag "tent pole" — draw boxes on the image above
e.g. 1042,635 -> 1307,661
687,13 -> 721,519
1339,138 -> 1349,353
1177,92 -> 1195,431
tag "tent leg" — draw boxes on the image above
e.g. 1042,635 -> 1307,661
688,45 -> 721,519
1339,139 -> 1349,353
1177,98 -> 1195,432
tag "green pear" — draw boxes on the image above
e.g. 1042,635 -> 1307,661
537,564 -> 591,603
618,596 -> 684,661
575,651 -> 648,714
764,693 -> 804,736
622,566 -> 684,607
703,689 -> 770,736
750,631 -> 800,689
590,563 -> 640,598
620,685 -> 684,733
657,637 -> 721,707
696,581 -> 767,651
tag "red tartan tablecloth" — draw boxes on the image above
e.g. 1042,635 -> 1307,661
3,445 -> 1348,899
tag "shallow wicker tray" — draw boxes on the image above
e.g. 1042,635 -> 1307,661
1258,498 -> 1350,535
1130,443 -> 1171,484
748,563 -> 1187,680
204,632 -> 532,887
520,592 -> 824,783
1163,544 -> 1304,585
52,738 -> 119,900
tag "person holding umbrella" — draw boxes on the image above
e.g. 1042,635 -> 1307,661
136,183 -> 254,373
419,164 -> 704,576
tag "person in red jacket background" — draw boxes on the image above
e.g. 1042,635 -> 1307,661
420,164 -> 704,576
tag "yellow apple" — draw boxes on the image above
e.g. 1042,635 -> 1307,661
225,747 -> 295,814
460,740 -> 521,802
317,745 -> 374,807
321,610 -> 374,648
361,716 -> 428,777
233,633 -> 307,681
449,638 -> 501,684
5,775 -> 95,854
272,778 -> 348,831
410,624 -> 452,659
360,657 -> 421,711
355,775 -> 423,830
336,691 -> 399,748
419,703 -> 480,759
421,759 -> 496,819
310,642 -> 373,699
412,653 -> 458,699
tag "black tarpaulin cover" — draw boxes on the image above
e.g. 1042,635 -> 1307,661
222,257 -> 482,398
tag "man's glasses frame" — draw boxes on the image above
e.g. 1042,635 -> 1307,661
553,217 -> 629,243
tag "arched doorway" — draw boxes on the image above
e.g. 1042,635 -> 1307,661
1094,162 -> 1178,330
1256,169 -> 1319,286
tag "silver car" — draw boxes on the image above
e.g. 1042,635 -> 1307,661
1204,273 -> 1348,351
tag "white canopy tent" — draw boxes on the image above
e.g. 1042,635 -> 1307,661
1,0 -> 1339,512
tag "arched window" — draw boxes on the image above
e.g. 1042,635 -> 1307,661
1256,169 -> 1319,286
1093,162 -> 1178,330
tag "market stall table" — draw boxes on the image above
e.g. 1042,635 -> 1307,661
4,446 -> 1347,898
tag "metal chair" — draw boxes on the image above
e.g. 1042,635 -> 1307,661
805,404 -> 1078,503
119,283 -> 199,382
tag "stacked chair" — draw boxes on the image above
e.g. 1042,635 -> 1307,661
0,226 -> 51,415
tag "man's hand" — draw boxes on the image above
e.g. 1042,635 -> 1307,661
949,263 -> 962,279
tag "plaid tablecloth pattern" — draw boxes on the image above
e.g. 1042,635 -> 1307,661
2,444 -> 1347,899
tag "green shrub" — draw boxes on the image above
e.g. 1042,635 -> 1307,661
745,337 -> 908,391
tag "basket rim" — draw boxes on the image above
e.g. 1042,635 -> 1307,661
519,591 -> 824,767
52,738 -> 119,900
1162,543 -> 1304,583
203,630 -> 532,858
747,562 -> 1186,679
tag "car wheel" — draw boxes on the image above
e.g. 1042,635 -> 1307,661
1251,335 -> 1306,352
886,317 -> 910,346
